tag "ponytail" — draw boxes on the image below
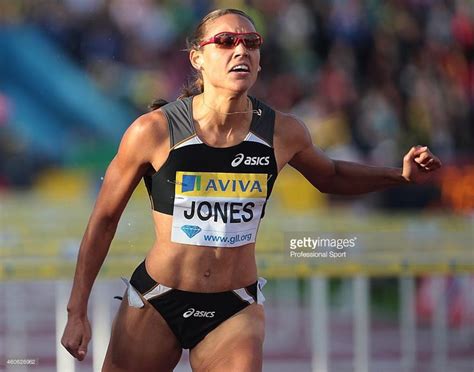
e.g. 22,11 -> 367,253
148,98 -> 169,111
179,72 -> 204,98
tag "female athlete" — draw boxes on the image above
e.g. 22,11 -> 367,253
61,8 -> 441,372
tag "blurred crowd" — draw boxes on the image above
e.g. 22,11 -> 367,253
1,0 -> 473,209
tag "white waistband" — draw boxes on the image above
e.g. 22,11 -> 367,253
120,276 -> 267,308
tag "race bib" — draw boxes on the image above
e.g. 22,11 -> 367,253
171,171 -> 267,247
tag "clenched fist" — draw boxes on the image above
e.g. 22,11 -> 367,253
402,145 -> 442,184
61,314 -> 91,361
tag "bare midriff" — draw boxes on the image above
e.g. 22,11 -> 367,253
144,211 -> 258,292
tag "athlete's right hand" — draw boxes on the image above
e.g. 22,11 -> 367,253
61,314 -> 92,361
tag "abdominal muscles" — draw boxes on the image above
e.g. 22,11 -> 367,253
143,211 -> 258,292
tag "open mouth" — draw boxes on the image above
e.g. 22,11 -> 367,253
229,64 -> 250,74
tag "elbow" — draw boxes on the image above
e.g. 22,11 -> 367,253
91,212 -> 120,235
318,186 -> 334,195
314,162 -> 338,194
102,214 -> 120,233
313,182 -> 330,194
311,176 -> 335,194
318,186 -> 331,194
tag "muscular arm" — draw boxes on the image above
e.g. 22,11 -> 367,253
62,111 -> 168,360
290,146 -> 407,194
67,112 -> 167,315
280,114 -> 441,194
67,157 -> 144,315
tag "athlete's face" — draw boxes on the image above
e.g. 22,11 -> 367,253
191,14 -> 261,94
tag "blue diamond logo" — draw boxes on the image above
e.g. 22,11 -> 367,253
181,225 -> 202,238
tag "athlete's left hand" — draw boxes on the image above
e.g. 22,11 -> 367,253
402,145 -> 442,184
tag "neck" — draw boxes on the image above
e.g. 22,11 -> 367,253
194,91 -> 253,128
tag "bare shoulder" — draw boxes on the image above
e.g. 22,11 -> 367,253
274,111 -> 312,147
273,110 -> 313,169
117,109 -> 169,163
124,110 -> 168,147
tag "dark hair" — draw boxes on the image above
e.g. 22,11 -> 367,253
148,9 -> 256,110
148,98 -> 169,111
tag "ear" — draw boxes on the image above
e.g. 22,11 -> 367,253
190,49 -> 203,71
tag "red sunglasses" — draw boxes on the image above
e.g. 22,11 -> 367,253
199,32 -> 263,50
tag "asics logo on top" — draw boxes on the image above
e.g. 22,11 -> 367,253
182,308 -> 215,318
231,153 -> 270,167
231,153 -> 245,167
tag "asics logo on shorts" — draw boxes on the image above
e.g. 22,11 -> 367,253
231,153 -> 270,167
182,308 -> 215,318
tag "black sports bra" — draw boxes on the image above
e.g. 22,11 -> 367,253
143,96 -> 278,248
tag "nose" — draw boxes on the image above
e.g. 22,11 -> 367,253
233,40 -> 249,57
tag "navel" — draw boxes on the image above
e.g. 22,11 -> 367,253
203,270 -> 211,278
